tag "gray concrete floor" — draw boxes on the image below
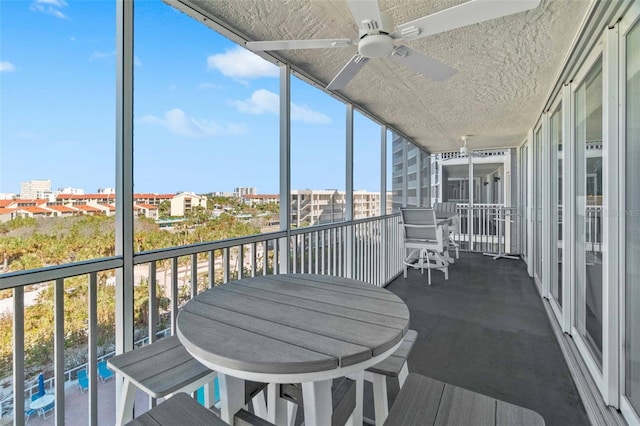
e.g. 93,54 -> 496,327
381,252 -> 589,426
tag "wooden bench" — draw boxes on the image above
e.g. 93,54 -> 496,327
125,393 -> 274,426
384,373 -> 545,425
108,335 -> 218,425
279,378 -> 357,426
365,329 -> 417,425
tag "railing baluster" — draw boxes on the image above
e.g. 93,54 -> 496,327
54,277 -> 65,425
251,242 -> 257,277
223,248 -> 230,283
238,244 -> 244,279
208,250 -> 215,288
149,263 -> 158,343
191,253 -> 198,298
315,231 -> 320,274
171,257 -> 178,334
13,287 -> 25,426
262,241 -> 268,276
89,272 -> 99,423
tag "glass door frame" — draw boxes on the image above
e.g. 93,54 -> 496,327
569,31 -> 622,406
533,121 -> 544,291
619,3 -> 640,423
548,94 -> 564,326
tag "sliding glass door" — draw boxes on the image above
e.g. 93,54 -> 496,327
550,103 -> 563,308
624,13 -> 640,420
574,56 -> 604,367
534,126 -> 543,286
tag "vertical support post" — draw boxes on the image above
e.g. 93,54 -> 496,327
115,0 -> 135,411
527,127 -> 535,277
346,104 -> 354,278
13,287 -> 25,426
416,149 -> 422,207
279,64 -> 291,274
54,278 -> 65,425
89,273 -> 98,425
561,84 -> 573,333
468,150 -> 474,251
402,137 -> 408,207
603,23 -> 620,408
542,111 -> 551,298
380,125 -> 388,284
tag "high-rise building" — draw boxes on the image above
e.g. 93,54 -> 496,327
391,134 -> 430,211
234,187 -> 257,197
20,179 -> 51,199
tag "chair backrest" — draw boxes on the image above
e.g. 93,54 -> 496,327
433,202 -> 457,213
78,369 -> 89,388
400,208 -> 438,241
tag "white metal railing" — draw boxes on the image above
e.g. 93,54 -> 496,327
449,203 -> 522,255
0,214 -> 403,425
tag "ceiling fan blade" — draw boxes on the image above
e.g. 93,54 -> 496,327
388,46 -> 457,81
346,0 -> 384,32
395,0 -> 541,41
327,54 -> 370,91
246,39 -> 353,51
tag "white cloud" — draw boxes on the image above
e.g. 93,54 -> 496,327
291,103 -> 332,125
89,51 -> 115,61
30,0 -> 68,19
0,61 -> 16,72
134,56 -> 143,67
231,89 -> 331,125
207,47 -> 278,80
231,89 -> 279,115
139,108 -> 248,138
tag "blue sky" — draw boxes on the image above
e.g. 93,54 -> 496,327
0,0 -> 383,195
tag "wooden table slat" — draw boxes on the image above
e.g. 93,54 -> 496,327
234,277 -> 409,319
185,299 -> 372,367
383,374 -> 444,425
178,310 -> 338,374
194,289 -> 404,356
219,283 -> 409,330
435,384 -> 496,426
496,400 -> 545,426
259,274 -> 400,302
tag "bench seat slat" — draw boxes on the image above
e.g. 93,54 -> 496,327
126,393 -> 226,426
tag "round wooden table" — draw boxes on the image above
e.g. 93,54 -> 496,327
177,274 -> 410,426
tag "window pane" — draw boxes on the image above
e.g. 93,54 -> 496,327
534,127 -> 543,281
354,111 -> 381,218
574,57 -> 603,365
290,77 -> 345,228
625,18 -> 640,414
133,0 -> 279,250
0,1 -> 116,272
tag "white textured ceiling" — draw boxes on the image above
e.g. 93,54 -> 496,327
176,0 -> 591,152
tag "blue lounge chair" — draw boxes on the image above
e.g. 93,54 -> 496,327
25,397 -> 38,424
77,369 -> 89,393
98,360 -> 114,382
40,399 -> 55,420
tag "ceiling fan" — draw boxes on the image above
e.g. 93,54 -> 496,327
246,0 -> 541,91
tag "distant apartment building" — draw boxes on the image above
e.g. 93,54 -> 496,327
0,193 -> 16,200
170,192 -> 207,217
391,134 -> 430,211
97,187 -> 116,194
58,187 -> 85,195
234,187 -> 257,197
290,189 -> 385,227
242,194 -> 279,206
20,179 -> 51,199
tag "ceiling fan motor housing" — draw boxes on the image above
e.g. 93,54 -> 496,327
358,34 -> 394,58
